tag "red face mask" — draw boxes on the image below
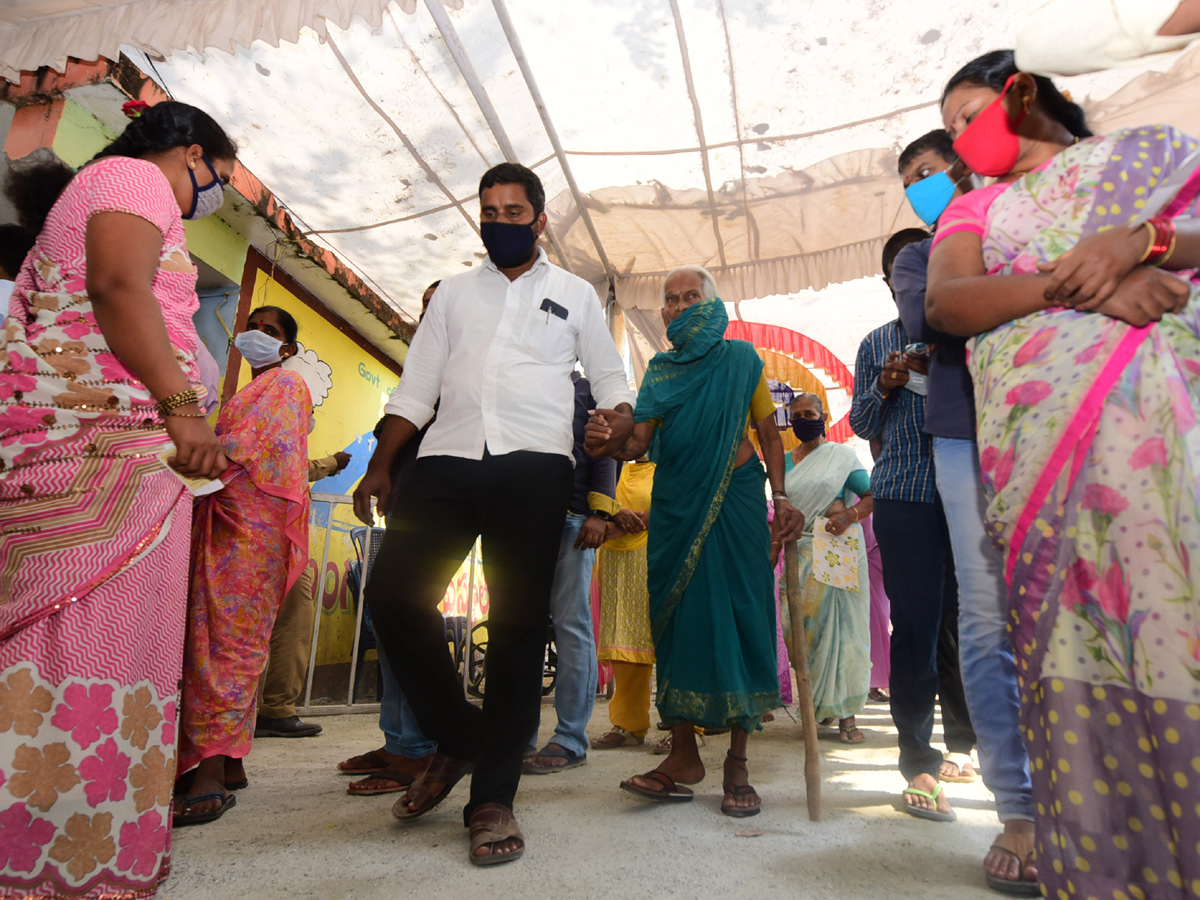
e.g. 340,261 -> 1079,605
951,75 -> 1028,178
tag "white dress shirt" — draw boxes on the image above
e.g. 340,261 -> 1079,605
384,249 -> 634,462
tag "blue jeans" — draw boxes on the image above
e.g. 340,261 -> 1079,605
933,436 -> 1034,822
527,512 -> 598,757
376,636 -> 437,760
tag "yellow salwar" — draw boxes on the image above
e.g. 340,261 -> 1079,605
597,461 -> 656,738
608,661 -> 653,738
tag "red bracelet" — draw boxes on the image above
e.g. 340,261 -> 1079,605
1139,216 -> 1175,266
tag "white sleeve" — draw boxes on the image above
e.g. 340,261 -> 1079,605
383,291 -> 447,427
575,284 -> 635,410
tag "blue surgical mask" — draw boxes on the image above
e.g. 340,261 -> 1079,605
904,170 -> 957,226
234,329 -> 284,367
184,153 -> 225,220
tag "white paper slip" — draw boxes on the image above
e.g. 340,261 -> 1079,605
155,444 -> 225,497
811,516 -> 861,591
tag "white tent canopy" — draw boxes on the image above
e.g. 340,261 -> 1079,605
3,1 -> 1199,328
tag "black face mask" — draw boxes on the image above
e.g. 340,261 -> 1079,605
792,417 -> 826,442
481,220 -> 538,268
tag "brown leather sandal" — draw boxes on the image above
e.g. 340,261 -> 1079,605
391,752 -> 473,821
468,803 -> 525,867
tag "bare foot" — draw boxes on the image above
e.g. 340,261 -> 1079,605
985,820 -> 1037,885
904,772 -> 952,816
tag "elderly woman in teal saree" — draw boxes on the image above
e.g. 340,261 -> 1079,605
586,266 -> 803,817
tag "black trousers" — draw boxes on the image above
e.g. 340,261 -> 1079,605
365,451 -> 572,821
873,496 -> 976,782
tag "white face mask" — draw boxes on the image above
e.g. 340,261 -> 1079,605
234,329 -> 284,367
184,153 -> 226,220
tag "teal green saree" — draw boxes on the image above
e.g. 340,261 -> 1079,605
637,299 -> 780,731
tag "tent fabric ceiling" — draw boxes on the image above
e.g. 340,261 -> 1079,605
3,1 -> 1198,327
0,0 -> 443,83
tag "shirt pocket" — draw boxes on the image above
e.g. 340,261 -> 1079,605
519,302 -> 577,365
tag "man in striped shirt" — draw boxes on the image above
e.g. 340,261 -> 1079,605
850,229 -> 976,824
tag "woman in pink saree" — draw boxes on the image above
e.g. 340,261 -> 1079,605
0,103 -> 233,898
928,50 -> 1200,899
174,306 -> 310,826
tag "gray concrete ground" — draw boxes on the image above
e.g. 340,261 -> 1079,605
163,699 -> 1004,900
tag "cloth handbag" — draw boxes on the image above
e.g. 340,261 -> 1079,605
811,517 -> 861,591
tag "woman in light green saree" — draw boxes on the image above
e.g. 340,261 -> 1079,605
783,393 -> 873,742
585,266 -> 803,817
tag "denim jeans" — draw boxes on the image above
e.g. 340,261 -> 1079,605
527,512 -> 598,757
934,436 -> 1034,822
376,637 -> 436,760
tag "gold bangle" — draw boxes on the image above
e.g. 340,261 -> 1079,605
1137,221 -> 1157,264
162,411 -> 207,418
851,507 -> 859,521
155,389 -> 199,416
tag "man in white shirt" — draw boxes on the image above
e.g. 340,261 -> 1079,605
353,163 -> 635,867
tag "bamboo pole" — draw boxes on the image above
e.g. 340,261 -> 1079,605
783,540 -> 821,821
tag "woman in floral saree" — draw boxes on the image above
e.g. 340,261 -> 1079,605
928,49 -> 1200,899
586,266 -> 803,817
0,103 -> 234,898
175,306 -> 310,826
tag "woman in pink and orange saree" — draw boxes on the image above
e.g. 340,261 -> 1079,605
929,49 -> 1200,900
174,306 -> 310,827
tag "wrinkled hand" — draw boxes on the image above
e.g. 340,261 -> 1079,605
770,499 -> 805,566
333,451 -> 352,472
1095,266 -> 1191,327
352,465 -> 390,524
574,515 -> 609,550
878,351 -> 910,392
1038,227 -> 1146,309
613,508 -> 646,534
164,413 -> 228,479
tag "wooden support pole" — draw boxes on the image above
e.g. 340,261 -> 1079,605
783,540 -> 821,821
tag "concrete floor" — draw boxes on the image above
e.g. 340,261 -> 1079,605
163,699 -> 1005,900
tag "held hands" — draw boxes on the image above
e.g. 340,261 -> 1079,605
613,508 -> 646,534
574,515 -> 609,550
584,407 -> 634,458
1095,266 -> 1191,326
1038,227 -> 1148,309
163,410 -> 228,479
352,465 -> 390,525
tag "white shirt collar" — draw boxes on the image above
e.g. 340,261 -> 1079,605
481,245 -> 549,277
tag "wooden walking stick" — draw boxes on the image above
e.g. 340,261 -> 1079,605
783,540 -> 821,821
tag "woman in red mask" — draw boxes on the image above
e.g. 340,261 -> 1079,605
926,49 -> 1200,900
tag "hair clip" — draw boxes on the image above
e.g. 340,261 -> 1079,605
122,100 -> 150,120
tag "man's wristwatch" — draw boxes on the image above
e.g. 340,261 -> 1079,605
590,509 -> 613,521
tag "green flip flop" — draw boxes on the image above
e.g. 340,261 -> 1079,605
901,782 -> 956,823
